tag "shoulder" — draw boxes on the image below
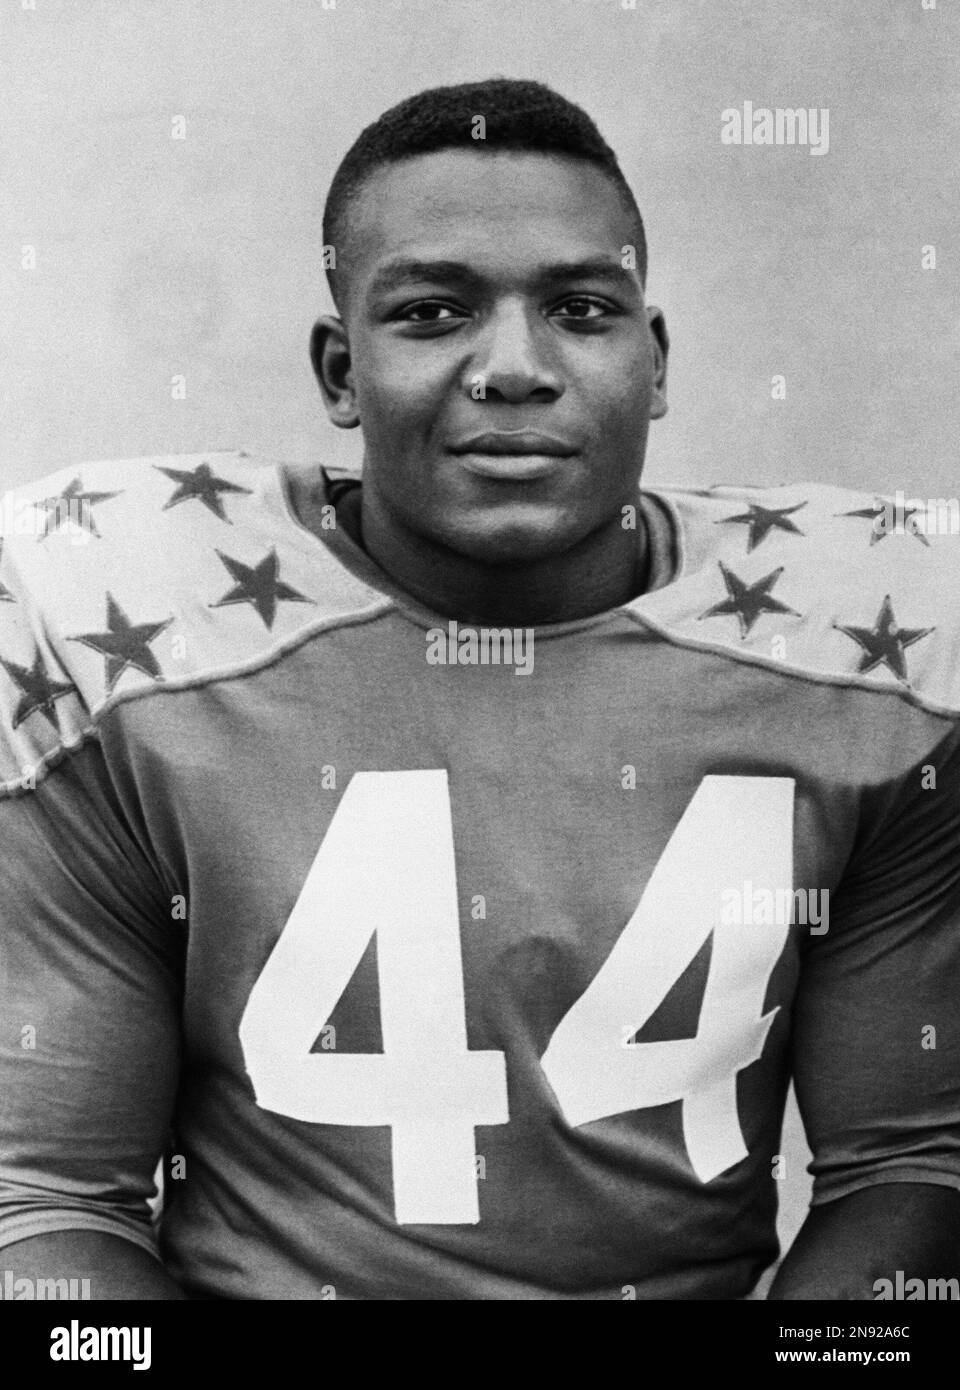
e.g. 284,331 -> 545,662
0,449 -> 264,553
636,480 -> 960,717
0,452 -> 386,797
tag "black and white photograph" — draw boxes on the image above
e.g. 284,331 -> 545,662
0,0 -> 958,1362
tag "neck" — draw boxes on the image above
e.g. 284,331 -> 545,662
357,489 -> 651,626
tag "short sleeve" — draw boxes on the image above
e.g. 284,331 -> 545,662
0,740 -> 184,1255
792,720 -> 960,1204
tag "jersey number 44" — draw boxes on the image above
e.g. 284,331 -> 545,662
240,771 -> 793,1224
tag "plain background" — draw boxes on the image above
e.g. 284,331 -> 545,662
2,0 -> 957,1268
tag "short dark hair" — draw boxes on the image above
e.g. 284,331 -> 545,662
322,77 -> 647,308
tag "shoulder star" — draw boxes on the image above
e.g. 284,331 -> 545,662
67,593 -> 173,695
0,649 -> 77,730
834,594 -> 934,682
211,548 -> 312,630
699,562 -> 800,639
839,499 -> 930,548
718,501 -> 807,552
36,475 -> 122,540
155,462 -> 253,523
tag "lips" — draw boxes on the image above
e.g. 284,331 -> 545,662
448,431 -> 577,457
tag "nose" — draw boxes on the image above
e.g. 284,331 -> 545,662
465,299 -> 564,404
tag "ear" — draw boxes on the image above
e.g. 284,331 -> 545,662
645,306 -> 669,420
310,316 -> 360,429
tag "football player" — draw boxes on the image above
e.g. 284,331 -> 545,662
1,79 -> 959,1300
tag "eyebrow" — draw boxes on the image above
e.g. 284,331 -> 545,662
368,255 -> 636,296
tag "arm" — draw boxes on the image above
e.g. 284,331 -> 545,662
0,743 -> 185,1296
770,1183 -> 960,1300
2,1231 -> 186,1300
780,723 -> 960,1299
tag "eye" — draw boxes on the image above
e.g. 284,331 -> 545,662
553,296 -> 610,320
395,301 -> 464,324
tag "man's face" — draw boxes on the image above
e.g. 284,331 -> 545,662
321,149 -> 667,564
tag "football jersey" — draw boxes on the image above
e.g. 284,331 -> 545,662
1,452 -> 959,1301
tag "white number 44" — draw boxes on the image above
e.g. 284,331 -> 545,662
240,770 -> 792,1225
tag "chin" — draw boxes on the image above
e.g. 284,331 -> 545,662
440,507 -> 587,565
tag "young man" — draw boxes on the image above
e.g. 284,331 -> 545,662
1,79 -> 959,1301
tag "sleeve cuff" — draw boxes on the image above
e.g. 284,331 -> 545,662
0,1208 -> 162,1262
811,1166 -> 960,1206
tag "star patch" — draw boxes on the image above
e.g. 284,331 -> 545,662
718,501 -> 807,552
839,499 -> 930,548
834,594 -> 934,683
0,541 -> 15,602
211,548 -> 312,630
699,562 -> 799,638
68,593 -> 173,695
35,476 -> 122,540
0,649 -> 77,730
155,462 -> 252,523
